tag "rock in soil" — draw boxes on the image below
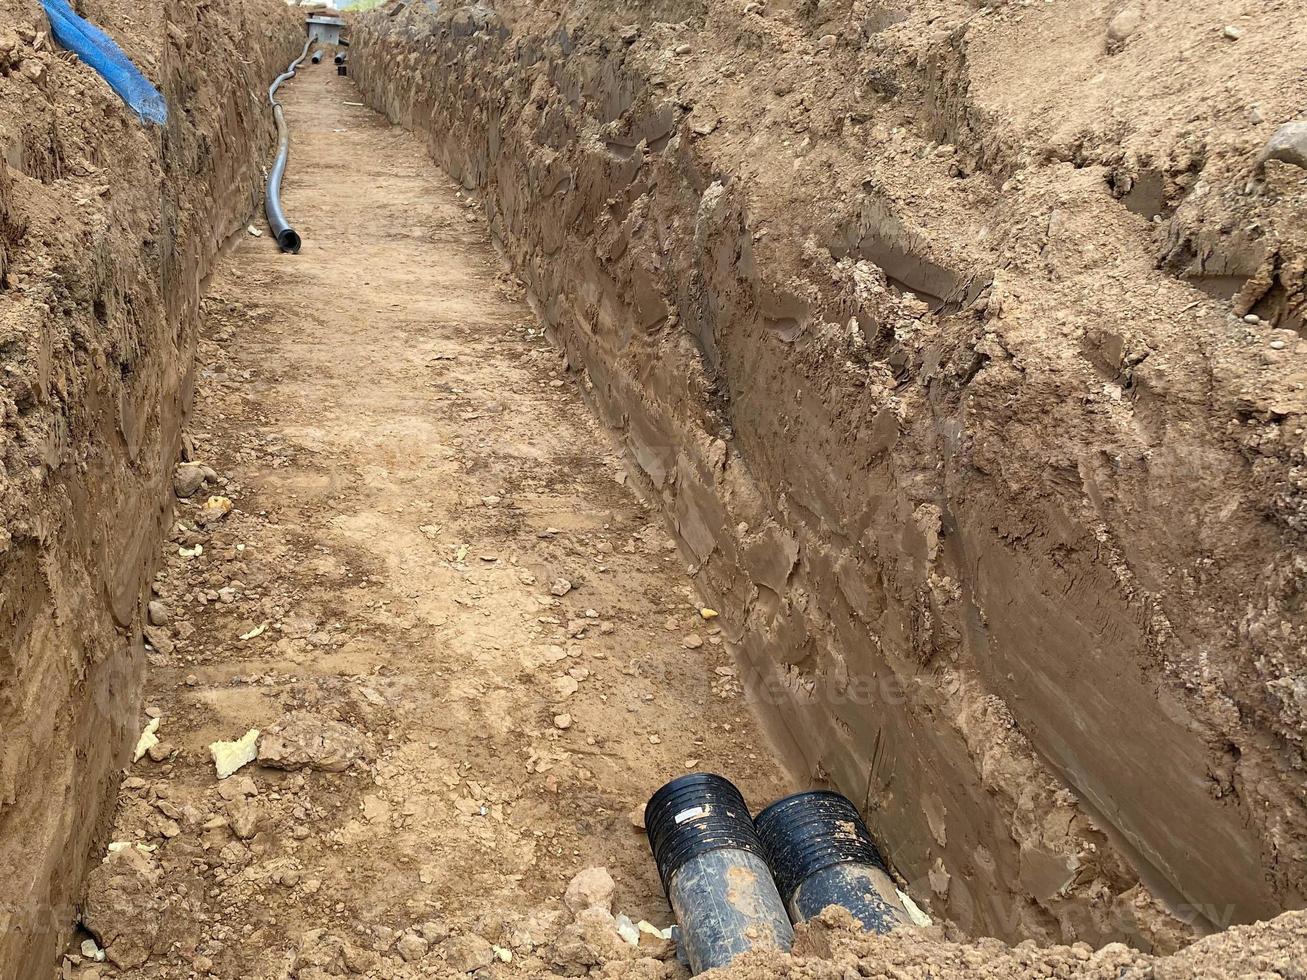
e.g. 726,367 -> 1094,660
564,866 -> 615,914
443,933 -> 494,972
81,848 -> 161,970
256,712 -> 371,772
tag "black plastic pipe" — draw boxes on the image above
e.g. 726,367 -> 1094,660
646,774 -> 793,974
334,52 -> 347,65
264,39 -> 312,254
310,49 -> 323,64
754,790 -> 913,934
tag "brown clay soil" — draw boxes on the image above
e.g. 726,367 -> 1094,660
67,64 -> 789,979
61,47 -> 1307,980
0,1 -> 300,974
354,0 -> 1307,957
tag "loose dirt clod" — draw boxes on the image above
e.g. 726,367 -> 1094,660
564,867 -> 616,914
256,713 -> 371,772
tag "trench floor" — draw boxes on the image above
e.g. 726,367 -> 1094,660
84,65 -> 790,977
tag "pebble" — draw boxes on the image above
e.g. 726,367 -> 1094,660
174,463 -> 208,498
146,741 -> 172,763
628,803 -> 647,830
691,114 -> 720,137
196,494 -> 233,526
1259,120 -> 1307,170
553,713 -> 573,730
227,800 -> 260,839
1107,7 -> 1142,43
147,600 -> 170,626
673,44 -> 691,55
217,775 -> 258,801
395,932 -> 429,962
1222,24 -> 1243,40
549,577 -> 573,596
143,625 -> 175,655
419,920 -> 450,943
1269,340 -> 1286,350
444,934 -> 495,972
257,712 -> 369,772
683,633 -> 703,649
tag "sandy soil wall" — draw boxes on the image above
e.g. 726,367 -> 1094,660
354,0 -> 1307,949
0,2 -> 300,974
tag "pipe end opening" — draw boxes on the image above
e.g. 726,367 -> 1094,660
754,790 -> 888,904
645,773 -> 766,895
277,229 -> 302,254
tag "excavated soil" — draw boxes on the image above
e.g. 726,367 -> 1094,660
60,52 -> 1307,980
1,0 -> 1305,978
354,0 -> 1307,954
64,65 -> 790,979
0,0 -> 299,975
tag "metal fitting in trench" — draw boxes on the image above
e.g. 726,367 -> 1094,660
754,790 -> 913,934
646,773 -> 794,974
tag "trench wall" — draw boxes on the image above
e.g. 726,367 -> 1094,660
0,2 -> 300,974
354,0 -> 1306,949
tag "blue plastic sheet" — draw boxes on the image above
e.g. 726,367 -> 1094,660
39,0 -> 168,125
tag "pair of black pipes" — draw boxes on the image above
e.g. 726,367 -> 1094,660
646,773 -> 913,974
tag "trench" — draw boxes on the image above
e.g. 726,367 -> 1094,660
342,0 -> 1307,960
3,0 -> 1306,977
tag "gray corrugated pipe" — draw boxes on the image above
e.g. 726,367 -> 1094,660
265,39 -> 312,254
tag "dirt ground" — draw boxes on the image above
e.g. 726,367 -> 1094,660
49,6 -> 1307,979
64,65 -> 789,978
355,0 -> 1307,952
0,1 -> 300,975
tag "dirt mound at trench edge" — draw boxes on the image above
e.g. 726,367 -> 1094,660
355,0 -> 1307,956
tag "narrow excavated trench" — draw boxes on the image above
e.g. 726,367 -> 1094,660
3,0 -> 1307,978
75,63 -> 793,977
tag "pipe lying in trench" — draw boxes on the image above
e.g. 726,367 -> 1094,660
754,790 -> 914,934
646,777 -> 915,972
264,39 -> 312,254
645,773 -> 794,974
311,49 -> 324,64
